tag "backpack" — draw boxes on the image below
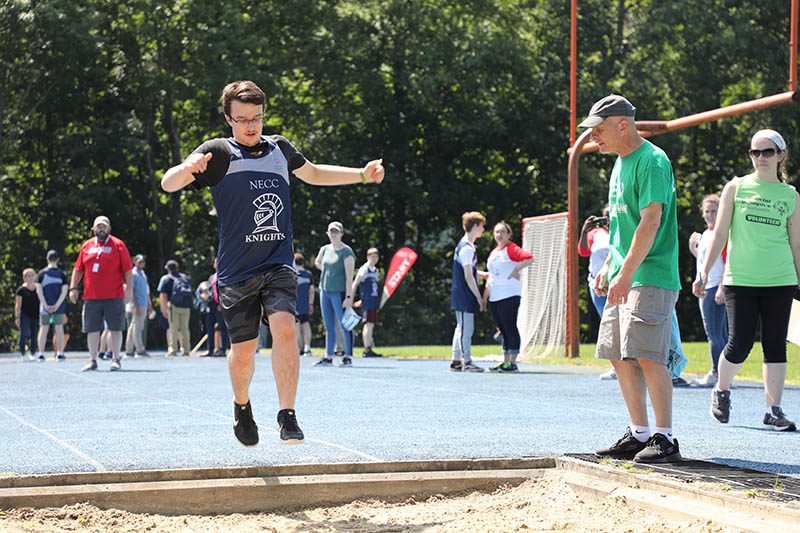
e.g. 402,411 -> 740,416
170,273 -> 193,308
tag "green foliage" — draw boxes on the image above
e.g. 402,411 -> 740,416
1,0 -> 798,349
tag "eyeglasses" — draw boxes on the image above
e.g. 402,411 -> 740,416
749,148 -> 778,159
228,115 -> 263,127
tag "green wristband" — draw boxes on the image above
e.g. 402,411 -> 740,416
360,169 -> 366,184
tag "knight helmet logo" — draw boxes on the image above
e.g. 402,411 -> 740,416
252,193 -> 284,234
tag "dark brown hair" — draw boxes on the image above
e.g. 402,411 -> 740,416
220,81 -> 265,116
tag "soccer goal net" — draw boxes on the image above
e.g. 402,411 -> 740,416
518,213 -> 568,359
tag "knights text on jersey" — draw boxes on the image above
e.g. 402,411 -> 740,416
190,135 -> 307,286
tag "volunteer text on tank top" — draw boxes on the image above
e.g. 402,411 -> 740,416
724,173 -> 798,287
190,136 -> 306,286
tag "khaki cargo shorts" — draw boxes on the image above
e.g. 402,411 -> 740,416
596,286 -> 679,365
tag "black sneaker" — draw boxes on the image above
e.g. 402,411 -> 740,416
313,357 -> 333,366
672,377 -> 690,387
449,360 -> 462,372
277,409 -> 305,444
634,434 -> 682,463
498,362 -> 519,373
595,427 -> 648,459
233,401 -> 259,446
81,360 -> 98,372
56,353 -> 66,361
711,388 -> 731,423
489,362 -> 505,372
763,406 -> 796,431
363,349 -> 383,358
339,357 -> 353,367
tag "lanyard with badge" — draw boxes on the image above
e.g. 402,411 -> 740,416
92,236 -> 108,273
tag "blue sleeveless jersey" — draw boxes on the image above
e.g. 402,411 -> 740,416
451,239 -> 478,312
192,136 -> 306,286
358,264 -> 380,311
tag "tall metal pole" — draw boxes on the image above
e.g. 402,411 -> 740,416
570,0 -> 578,146
792,0 -> 798,91
566,129 -> 593,358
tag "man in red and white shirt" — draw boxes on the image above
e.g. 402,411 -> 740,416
69,215 -> 133,372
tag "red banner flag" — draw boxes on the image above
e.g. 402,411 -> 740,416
380,247 -> 418,309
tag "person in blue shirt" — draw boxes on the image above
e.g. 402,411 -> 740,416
294,252 -> 315,357
353,247 -> 382,357
125,254 -> 154,357
161,80 -> 385,447
36,250 -> 68,361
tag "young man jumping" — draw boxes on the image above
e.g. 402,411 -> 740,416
161,80 -> 385,446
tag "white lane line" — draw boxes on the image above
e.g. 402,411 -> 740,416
47,367 -> 382,462
0,405 -> 107,472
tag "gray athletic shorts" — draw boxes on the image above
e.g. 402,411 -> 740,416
218,267 -> 297,344
82,298 -> 126,333
596,286 -> 678,365
40,312 -> 65,326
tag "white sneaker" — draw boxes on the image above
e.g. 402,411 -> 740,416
691,370 -> 718,388
599,368 -> 617,380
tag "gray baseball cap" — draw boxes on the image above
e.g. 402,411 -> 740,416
578,95 -> 636,128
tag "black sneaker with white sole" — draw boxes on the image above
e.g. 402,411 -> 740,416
81,360 -> 98,372
277,409 -> 305,444
711,388 -> 731,423
339,357 -> 353,367
233,401 -> 259,446
449,360 -> 462,372
313,357 -> 333,366
763,406 -> 796,431
633,434 -> 682,463
594,427 -> 648,459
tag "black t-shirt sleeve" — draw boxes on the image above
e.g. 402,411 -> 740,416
272,135 -> 307,174
190,139 -> 232,189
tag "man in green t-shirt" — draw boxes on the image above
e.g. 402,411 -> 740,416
581,95 -> 682,463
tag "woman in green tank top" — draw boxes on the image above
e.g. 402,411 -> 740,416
699,129 -> 800,432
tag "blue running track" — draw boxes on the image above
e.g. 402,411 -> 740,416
1,352 -> 797,476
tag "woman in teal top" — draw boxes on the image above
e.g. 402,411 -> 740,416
313,221 -> 356,366
700,129 -> 800,432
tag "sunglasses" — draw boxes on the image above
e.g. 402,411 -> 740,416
748,148 -> 778,158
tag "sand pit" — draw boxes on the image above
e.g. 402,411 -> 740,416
0,471 -> 730,532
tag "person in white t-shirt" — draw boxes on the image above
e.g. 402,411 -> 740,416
482,221 -> 534,372
689,194 -> 727,387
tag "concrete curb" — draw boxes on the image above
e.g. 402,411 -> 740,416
556,457 -> 800,532
0,457 -> 555,489
0,469 -> 544,515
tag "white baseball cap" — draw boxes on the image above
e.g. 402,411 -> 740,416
93,215 -> 111,228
